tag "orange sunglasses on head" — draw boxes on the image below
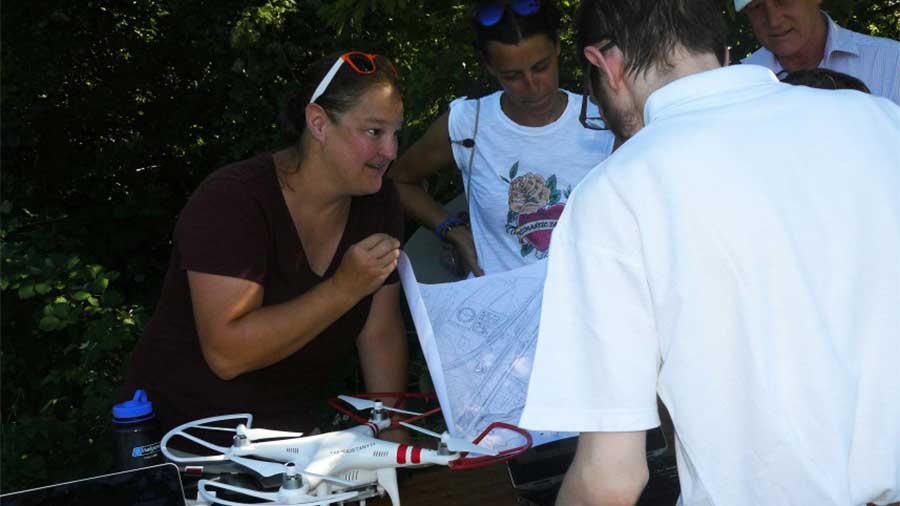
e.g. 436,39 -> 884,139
309,51 -> 398,104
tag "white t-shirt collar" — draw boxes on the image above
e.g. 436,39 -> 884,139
494,89 -> 579,136
642,65 -> 778,126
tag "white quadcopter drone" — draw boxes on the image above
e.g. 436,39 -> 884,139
161,393 -> 531,506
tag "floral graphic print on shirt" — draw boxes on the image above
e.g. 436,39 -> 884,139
502,161 -> 573,259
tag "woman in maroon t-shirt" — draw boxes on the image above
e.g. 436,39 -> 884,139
122,51 -> 408,439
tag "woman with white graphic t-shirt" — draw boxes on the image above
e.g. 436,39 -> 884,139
390,0 -> 616,276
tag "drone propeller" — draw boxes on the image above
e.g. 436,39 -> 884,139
162,414 -> 254,464
399,422 -> 499,456
338,395 -> 423,416
229,456 -> 357,488
192,424 -> 242,432
179,422 -> 302,441
197,479 -> 359,506
235,424 -> 304,441
230,455 -> 287,478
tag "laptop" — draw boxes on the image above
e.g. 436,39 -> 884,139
0,463 -> 186,506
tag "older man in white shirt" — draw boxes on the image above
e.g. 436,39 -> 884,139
738,0 -> 900,105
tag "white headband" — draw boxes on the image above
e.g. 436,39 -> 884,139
309,57 -> 345,104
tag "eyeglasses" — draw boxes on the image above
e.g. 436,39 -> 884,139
474,0 -> 541,27
309,51 -> 396,104
579,86 -> 607,131
579,39 -> 615,131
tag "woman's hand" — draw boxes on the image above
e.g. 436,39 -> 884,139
446,226 -> 484,277
333,233 -> 402,298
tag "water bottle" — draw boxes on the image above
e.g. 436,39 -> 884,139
112,389 -> 163,470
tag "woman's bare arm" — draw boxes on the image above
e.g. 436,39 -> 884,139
190,233 -> 401,380
390,112 -> 484,276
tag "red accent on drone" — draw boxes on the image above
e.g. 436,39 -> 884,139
448,421 -> 533,470
396,444 -> 408,464
327,392 -> 532,470
411,447 -> 422,464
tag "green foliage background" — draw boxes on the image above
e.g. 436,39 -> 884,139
1,0 -> 897,493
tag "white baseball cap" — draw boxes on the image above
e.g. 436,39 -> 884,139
734,0 -> 751,10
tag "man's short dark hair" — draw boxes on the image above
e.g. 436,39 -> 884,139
576,0 -> 727,78
780,68 -> 871,93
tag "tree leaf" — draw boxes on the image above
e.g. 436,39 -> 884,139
72,291 -> 91,301
35,283 -> 52,295
39,316 -> 61,331
18,284 -> 35,299
91,277 -> 109,293
53,304 -> 69,318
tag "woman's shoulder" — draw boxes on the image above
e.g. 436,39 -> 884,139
449,90 -> 502,114
448,91 -> 502,135
180,153 -> 277,223
202,153 -> 275,188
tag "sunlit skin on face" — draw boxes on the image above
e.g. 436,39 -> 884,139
485,34 -> 564,126
582,44 -> 643,143
326,85 -> 403,196
591,76 -> 638,143
745,0 -> 827,71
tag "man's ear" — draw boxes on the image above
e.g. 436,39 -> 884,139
305,103 -> 330,144
583,45 -> 626,93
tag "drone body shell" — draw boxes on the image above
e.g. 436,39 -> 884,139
163,413 -> 468,506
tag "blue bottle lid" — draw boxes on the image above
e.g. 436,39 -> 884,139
113,389 -> 155,420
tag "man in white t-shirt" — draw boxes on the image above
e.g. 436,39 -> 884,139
738,0 -> 900,104
519,0 -> 900,505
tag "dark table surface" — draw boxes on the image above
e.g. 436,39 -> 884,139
368,463 -> 518,505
